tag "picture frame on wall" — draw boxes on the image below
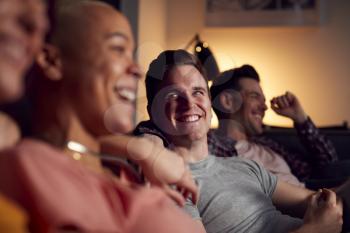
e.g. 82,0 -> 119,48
205,0 -> 326,27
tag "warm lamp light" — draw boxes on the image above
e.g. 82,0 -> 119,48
185,34 -> 220,81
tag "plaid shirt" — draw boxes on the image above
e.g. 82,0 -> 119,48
134,117 -> 338,181
133,121 -> 236,156
252,117 -> 338,180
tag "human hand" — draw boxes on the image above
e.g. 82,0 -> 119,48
99,134 -> 198,206
270,91 -> 307,124
149,168 -> 198,207
302,189 -> 343,233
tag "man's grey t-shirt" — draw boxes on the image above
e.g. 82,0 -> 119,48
185,156 -> 302,233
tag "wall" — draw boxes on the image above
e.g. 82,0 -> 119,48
137,0 -> 167,122
137,0 -> 350,127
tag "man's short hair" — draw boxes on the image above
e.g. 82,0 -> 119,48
145,49 -> 208,110
210,64 -> 260,119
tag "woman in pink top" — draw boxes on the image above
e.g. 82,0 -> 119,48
0,1 -> 201,232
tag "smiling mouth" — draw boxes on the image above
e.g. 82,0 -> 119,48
115,88 -> 136,103
254,114 -> 262,120
252,112 -> 265,124
176,114 -> 201,123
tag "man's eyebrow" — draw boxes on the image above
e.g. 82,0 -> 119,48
105,32 -> 129,41
247,90 -> 259,95
193,86 -> 207,92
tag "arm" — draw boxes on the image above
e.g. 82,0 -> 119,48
272,180 -> 343,233
99,134 -> 198,206
195,220 -> 207,233
133,120 -> 170,146
270,91 -> 338,178
294,117 -> 338,165
272,179 -> 314,218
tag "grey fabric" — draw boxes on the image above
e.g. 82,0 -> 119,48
184,156 -> 303,233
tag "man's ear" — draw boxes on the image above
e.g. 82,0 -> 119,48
219,90 -> 243,114
219,91 -> 234,112
36,43 -> 62,81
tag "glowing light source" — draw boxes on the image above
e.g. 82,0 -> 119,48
195,46 -> 202,52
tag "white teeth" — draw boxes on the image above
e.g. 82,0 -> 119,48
178,115 -> 200,122
118,89 -> 136,102
254,114 -> 262,120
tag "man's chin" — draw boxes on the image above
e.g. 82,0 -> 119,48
247,124 -> 263,137
254,127 -> 264,136
181,130 -> 207,141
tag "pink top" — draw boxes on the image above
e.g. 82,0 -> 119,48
236,140 -> 304,187
0,139 -> 202,233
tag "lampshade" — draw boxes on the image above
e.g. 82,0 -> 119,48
193,34 -> 220,81
185,34 -> 220,81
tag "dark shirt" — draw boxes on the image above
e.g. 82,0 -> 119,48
134,117 -> 338,181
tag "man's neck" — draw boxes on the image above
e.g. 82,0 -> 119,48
217,120 -> 248,141
170,136 -> 209,163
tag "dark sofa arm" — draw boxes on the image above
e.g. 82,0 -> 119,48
262,127 -> 350,161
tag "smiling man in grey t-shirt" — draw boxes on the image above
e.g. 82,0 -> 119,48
142,50 -> 344,233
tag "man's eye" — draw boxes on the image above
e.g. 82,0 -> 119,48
193,90 -> 204,96
165,92 -> 179,100
250,93 -> 259,98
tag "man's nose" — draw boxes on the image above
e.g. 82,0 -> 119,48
261,101 -> 268,111
179,93 -> 194,110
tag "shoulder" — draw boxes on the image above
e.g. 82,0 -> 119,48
208,129 -> 236,144
0,138 -> 60,160
133,120 -> 170,147
0,139 -> 71,176
208,130 -> 237,157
